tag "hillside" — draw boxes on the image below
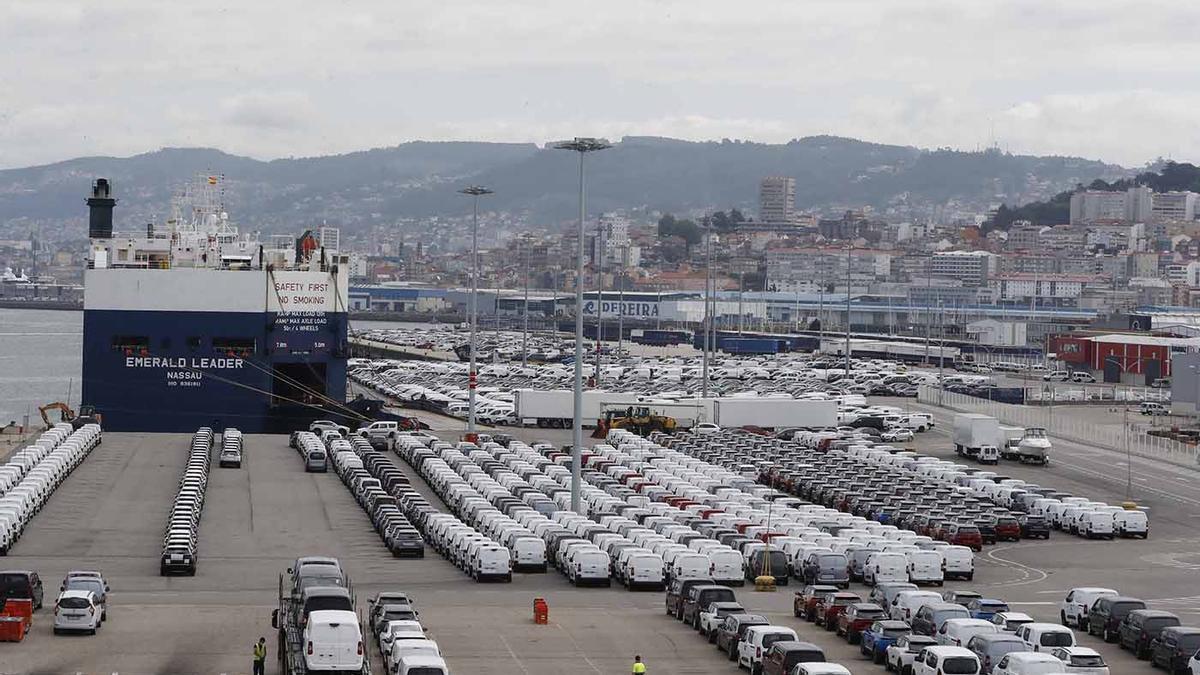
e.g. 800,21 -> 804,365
0,137 -> 1129,238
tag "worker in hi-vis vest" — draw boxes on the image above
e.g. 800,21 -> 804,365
632,655 -> 647,673
253,636 -> 267,675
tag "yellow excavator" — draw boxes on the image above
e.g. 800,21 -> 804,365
592,405 -> 677,438
38,403 -> 102,430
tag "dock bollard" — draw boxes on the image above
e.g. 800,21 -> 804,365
533,597 -> 548,624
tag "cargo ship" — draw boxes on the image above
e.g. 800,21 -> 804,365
80,175 -> 349,433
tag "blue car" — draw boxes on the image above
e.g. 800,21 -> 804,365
968,598 -> 1010,621
859,619 -> 911,665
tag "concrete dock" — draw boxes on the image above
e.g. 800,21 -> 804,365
2,425 -> 1198,674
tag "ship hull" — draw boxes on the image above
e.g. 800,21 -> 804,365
82,308 -> 347,433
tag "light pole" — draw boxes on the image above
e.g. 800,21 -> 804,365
458,185 -> 492,437
844,243 -> 852,378
595,220 -> 605,388
522,233 -> 531,368
702,217 -> 712,398
617,242 -> 627,358
555,137 -> 611,515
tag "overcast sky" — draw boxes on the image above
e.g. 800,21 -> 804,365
1,0 -> 1197,169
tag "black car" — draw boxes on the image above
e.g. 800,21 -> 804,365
0,570 -> 44,610
1017,514 -> 1050,539
1118,609 -> 1181,658
1089,596 -> 1147,641
1150,626 -> 1200,672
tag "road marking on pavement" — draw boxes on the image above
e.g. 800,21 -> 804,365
498,633 -> 533,675
982,544 -> 1050,588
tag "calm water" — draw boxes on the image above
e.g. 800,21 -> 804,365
0,309 -> 82,426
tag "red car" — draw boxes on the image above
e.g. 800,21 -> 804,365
836,602 -> 888,643
948,524 -> 984,551
816,591 -> 862,630
994,516 -> 1021,542
795,585 -> 839,621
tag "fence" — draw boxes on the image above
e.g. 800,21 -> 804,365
918,385 -> 1200,468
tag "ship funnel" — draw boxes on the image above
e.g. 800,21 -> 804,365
87,178 -> 117,239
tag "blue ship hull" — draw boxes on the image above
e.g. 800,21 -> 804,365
82,309 -> 348,433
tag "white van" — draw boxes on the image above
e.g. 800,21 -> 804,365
387,638 -> 440,674
977,446 -> 1000,464
671,553 -> 710,581
864,552 -> 908,585
1078,511 -> 1114,539
1140,401 -> 1168,416
569,549 -> 611,587
1113,510 -> 1148,538
623,553 -> 665,590
1015,622 -> 1075,652
471,546 -> 512,582
941,546 -> 975,581
893,590 -> 944,622
938,618 -> 999,647
304,610 -> 365,673
510,537 -> 547,572
707,549 -> 745,586
1059,587 -> 1117,629
911,645 -> 981,675
906,550 -> 945,586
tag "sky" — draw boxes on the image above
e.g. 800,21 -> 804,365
1,0 -> 1197,169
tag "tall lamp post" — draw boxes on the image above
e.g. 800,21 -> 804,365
458,185 -> 492,437
521,233 -> 531,368
555,137 -> 611,515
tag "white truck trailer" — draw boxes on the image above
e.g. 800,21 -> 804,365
709,398 -> 837,429
953,413 -> 1001,463
514,389 -> 642,428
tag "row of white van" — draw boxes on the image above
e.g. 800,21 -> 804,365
160,428 -> 212,576
0,423 -> 101,554
855,446 -> 1149,539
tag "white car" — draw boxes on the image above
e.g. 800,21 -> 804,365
693,423 -> 721,434
1049,646 -> 1110,674
886,635 -> 938,673
53,590 -> 101,635
882,428 -> 914,443
1043,370 -> 1070,382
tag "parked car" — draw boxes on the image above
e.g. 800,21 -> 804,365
0,570 -> 44,610
1087,596 -> 1146,642
1149,626 -> 1200,673
885,634 -> 938,674
1118,609 -> 1181,659
760,640 -> 825,675
860,619 -> 911,665
1048,646 -> 1109,674
835,602 -> 886,643
52,590 -> 100,635
1060,587 -> 1117,630
910,645 -> 981,675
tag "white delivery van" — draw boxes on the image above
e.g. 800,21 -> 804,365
624,553 -> 665,591
672,553 -> 710,581
865,552 -> 909,585
1015,622 -> 1076,652
707,549 -> 745,586
570,549 -> 611,587
1113,510 -> 1149,538
941,546 -> 975,581
893,590 -> 944,622
471,546 -> 512,582
510,537 -> 547,572
304,610 -> 365,673
938,618 -> 1000,647
906,550 -> 945,586
1079,511 -> 1114,540
387,638 -> 440,675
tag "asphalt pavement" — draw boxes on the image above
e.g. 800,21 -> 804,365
1,418 -> 1197,674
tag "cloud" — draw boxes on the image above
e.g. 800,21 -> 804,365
1,1 -> 1198,167
220,92 -> 313,131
